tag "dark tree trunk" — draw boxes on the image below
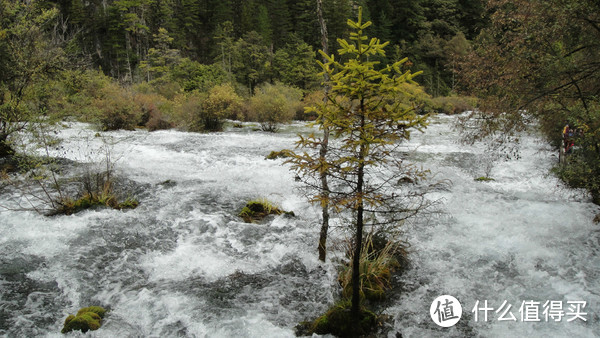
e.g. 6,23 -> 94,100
0,133 -> 13,158
316,0 -> 331,262
351,110 -> 366,319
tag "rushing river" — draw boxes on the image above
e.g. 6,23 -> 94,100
0,115 -> 598,337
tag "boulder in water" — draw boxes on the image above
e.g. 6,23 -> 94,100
61,306 -> 107,334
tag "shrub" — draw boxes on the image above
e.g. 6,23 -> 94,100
133,92 -> 174,131
133,92 -> 170,127
247,83 -> 303,132
146,110 -> 175,131
59,69 -> 113,122
430,95 -> 478,115
93,83 -> 140,131
395,82 -> 434,115
48,161 -> 139,216
554,152 -> 600,205
3,134 -> 140,216
148,77 -> 182,100
172,91 -> 207,131
201,84 -> 243,131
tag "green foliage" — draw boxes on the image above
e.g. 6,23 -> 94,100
172,91 -> 207,131
169,60 -> 227,93
59,70 -> 114,122
92,83 -> 140,131
201,84 -> 243,129
475,176 -> 495,182
554,152 -> 600,205
139,28 -> 181,81
9,0 -> 488,96
0,0 -> 64,157
248,83 -> 303,132
291,7 -> 429,318
430,95 -> 477,115
147,77 -> 182,100
461,0 -> 600,203
238,198 -> 289,223
62,306 -> 107,334
272,37 -> 320,90
231,31 -> 270,92
170,83 -> 240,132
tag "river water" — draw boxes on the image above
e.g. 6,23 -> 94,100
0,115 -> 598,337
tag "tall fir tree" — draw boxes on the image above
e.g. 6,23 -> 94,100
291,7 -> 428,321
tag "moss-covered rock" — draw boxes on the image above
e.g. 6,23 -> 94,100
76,306 -> 107,318
61,306 -> 107,334
310,301 -> 377,337
474,176 -> 495,182
239,198 -> 289,223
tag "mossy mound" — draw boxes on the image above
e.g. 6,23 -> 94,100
474,176 -> 495,182
239,198 -> 294,223
310,301 -> 377,337
265,149 -> 293,160
62,306 -> 107,334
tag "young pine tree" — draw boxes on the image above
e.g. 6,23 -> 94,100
290,7 -> 428,322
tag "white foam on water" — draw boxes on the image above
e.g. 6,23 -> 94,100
388,116 -> 600,337
1,117 -> 599,337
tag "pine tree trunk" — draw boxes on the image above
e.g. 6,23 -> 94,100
351,107 -> 366,319
125,32 -> 133,82
316,0 -> 331,262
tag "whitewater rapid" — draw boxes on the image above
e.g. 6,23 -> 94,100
0,115 -> 598,337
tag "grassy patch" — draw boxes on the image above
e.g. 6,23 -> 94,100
52,192 -> 139,216
338,235 -> 403,302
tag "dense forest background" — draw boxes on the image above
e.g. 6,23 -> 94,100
2,0 -> 599,203
34,0 -> 486,95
